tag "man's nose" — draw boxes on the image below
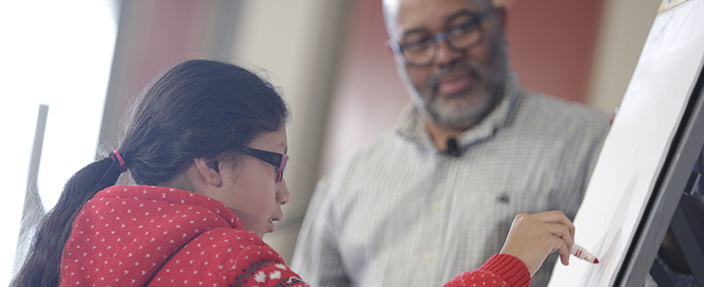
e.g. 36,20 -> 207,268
434,39 -> 463,66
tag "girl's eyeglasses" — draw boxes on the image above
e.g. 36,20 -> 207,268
239,147 -> 289,182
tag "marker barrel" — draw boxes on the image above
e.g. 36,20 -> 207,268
571,244 -> 599,264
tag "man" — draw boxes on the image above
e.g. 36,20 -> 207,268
291,0 -> 609,286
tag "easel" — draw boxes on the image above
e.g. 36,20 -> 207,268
616,51 -> 704,286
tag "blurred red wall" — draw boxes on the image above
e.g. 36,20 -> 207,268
505,0 -> 604,102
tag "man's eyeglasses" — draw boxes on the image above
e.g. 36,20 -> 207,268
240,147 -> 289,182
389,9 -> 494,67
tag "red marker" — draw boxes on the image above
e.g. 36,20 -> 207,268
571,244 -> 600,264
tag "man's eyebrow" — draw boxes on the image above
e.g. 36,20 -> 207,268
400,9 -> 480,40
446,9 -> 476,23
401,27 -> 428,40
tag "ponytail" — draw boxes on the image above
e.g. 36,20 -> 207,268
11,155 -> 124,287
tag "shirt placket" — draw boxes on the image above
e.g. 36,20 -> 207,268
417,156 -> 454,285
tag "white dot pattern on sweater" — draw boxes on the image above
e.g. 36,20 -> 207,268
60,185 -> 309,287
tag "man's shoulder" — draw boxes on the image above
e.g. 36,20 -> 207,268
516,90 -> 610,131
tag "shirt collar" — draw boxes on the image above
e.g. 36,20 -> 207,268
396,72 -> 520,150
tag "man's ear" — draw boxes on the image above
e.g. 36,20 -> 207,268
193,157 -> 223,187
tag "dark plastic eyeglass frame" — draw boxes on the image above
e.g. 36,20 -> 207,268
239,147 -> 289,182
389,8 -> 495,67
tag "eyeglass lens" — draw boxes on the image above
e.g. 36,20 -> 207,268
399,10 -> 491,66
240,147 -> 289,182
277,155 -> 289,182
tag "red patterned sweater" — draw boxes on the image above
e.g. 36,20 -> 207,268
60,185 -> 530,287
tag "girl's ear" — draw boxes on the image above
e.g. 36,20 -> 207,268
194,157 -> 223,187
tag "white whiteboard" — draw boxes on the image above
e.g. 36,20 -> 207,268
548,1 -> 704,286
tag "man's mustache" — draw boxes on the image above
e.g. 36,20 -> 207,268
427,61 -> 483,95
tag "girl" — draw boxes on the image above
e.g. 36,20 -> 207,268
13,60 -> 574,287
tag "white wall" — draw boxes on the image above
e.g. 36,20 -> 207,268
587,0 -> 662,112
229,0 -> 351,263
1,1 -> 118,284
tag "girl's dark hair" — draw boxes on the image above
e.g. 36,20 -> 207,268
11,59 -> 289,287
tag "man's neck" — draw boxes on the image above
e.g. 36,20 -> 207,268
425,118 -> 466,151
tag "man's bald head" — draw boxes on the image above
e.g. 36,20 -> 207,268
381,0 -> 510,131
382,0 -> 494,40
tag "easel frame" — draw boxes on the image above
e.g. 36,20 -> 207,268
616,59 -> 704,286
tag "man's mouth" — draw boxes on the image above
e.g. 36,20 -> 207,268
438,69 -> 473,95
429,62 -> 481,97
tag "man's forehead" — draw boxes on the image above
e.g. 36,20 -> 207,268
388,0 -> 491,38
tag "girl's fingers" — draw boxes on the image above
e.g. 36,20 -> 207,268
535,210 -> 575,240
542,222 -> 574,247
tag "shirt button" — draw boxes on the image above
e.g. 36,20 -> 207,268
423,253 -> 432,263
430,202 -> 440,212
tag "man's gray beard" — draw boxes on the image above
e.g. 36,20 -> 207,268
424,88 -> 501,130
418,61 -> 506,131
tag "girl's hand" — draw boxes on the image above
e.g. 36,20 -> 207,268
499,210 -> 575,276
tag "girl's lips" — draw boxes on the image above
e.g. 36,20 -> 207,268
268,218 -> 280,233
438,70 -> 472,95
